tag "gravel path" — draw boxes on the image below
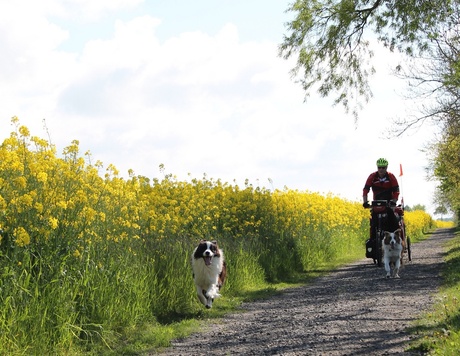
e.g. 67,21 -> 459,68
155,228 -> 453,355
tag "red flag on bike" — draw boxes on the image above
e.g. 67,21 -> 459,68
399,164 -> 403,177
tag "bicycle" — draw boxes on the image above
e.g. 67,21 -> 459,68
365,200 -> 411,266
394,203 -> 411,263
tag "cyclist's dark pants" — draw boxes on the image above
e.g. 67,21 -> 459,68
369,207 -> 399,240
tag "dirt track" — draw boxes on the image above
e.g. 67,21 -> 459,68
155,228 -> 453,355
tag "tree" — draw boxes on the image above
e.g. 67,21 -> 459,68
434,205 -> 448,217
411,204 -> 426,212
430,128 -> 460,218
402,4 -> 460,219
432,186 -> 454,217
280,1 -> 460,217
390,2 -> 460,136
279,0 -> 455,118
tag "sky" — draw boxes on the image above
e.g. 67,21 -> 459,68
0,0 -> 441,215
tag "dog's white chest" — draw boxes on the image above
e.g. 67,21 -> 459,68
193,258 -> 221,285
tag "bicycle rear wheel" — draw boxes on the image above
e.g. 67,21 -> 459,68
407,236 -> 412,261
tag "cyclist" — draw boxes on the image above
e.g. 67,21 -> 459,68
362,158 -> 400,240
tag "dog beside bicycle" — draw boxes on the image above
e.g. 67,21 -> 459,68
363,159 -> 412,278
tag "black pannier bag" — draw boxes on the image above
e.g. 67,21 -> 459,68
366,239 -> 376,259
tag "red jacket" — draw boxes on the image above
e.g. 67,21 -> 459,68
363,171 -> 400,201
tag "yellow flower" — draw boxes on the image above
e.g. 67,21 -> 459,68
15,176 -> 27,189
14,227 -> 30,247
48,217 -> 58,230
18,194 -> 33,208
36,172 -> 48,183
18,125 -> 30,137
56,201 -> 67,209
34,202 -> 43,213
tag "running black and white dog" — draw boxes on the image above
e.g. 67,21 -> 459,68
382,229 -> 404,278
191,240 -> 227,309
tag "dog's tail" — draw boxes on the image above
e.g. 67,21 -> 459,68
218,261 -> 227,289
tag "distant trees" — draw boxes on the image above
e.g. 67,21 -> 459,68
434,205 -> 449,217
404,204 -> 426,212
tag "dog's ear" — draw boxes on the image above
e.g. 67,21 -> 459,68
383,231 -> 390,242
211,240 -> 218,245
382,232 -> 390,244
394,229 -> 401,236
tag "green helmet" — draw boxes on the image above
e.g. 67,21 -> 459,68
376,158 -> 388,167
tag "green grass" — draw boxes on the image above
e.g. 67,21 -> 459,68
407,227 -> 460,355
0,226 -> 433,355
104,235 -> 367,356
119,229 -> 434,356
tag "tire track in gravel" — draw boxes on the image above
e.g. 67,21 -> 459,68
154,228 -> 454,356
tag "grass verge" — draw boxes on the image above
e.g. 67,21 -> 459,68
407,227 -> 460,355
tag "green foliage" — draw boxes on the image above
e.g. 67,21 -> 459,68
435,205 -> 449,216
411,204 -> 426,212
280,0 -> 456,117
403,4 -> 460,222
430,127 -> 460,219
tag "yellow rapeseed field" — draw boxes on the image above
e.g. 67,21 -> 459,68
0,117 -> 438,355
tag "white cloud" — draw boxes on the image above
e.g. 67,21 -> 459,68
0,1 -> 440,215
